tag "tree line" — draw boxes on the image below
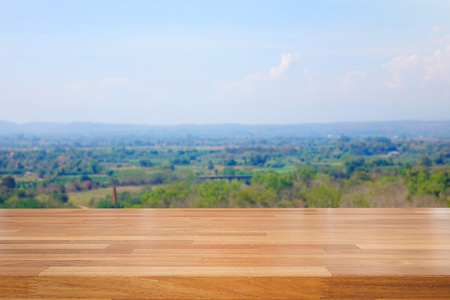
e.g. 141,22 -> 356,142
0,136 -> 449,208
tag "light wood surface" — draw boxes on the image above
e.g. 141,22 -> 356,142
0,208 -> 449,299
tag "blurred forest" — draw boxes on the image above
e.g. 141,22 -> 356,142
0,133 -> 449,208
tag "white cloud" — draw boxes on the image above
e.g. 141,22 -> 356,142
384,45 -> 450,90
424,46 -> 450,82
269,53 -> 295,79
432,26 -> 449,33
300,68 -> 328,97
339,71 -> 367,94
247,53 -> 299,82
275,43 -> 449,108
233,44 -> 450,110
215,53 -> 300,96
214,80 -> 256,96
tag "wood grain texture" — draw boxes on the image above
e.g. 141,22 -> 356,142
0,208 -> 449,299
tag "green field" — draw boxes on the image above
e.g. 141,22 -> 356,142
68,185 -> 144,207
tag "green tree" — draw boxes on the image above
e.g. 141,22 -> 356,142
236,187 -> 259,207
250,154 -> 268,166
351,193 -> 373,208
139,159 -> 153,167
225,159 -> 237,166
252,172 -> 292,192
196,180 -> 238,208
222,167 -> 236,176
435,153 -> 446,165
418,155 -> 432,167
307,185 -> 341,208
343,156 -> 365,175
1,176 -> 16,189
5,195 -> 44,208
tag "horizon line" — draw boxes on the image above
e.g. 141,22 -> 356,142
2,119 -> 450,127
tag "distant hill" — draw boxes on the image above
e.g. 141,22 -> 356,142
1,120 -> 450,138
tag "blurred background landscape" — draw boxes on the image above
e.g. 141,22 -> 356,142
1,120 -> 449,209
1,1 -> 449,208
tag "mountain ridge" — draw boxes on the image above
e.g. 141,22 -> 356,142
1,120 -> 450,138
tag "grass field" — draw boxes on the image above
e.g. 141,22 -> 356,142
68,185 -> 144,207
253,165 -> 296,173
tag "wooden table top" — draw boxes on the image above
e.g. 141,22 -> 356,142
1,208 -> 449,299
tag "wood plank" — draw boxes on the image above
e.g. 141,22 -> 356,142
329,276 -> 450,299
39,266 -> 332,277
0,236 -> 146,241
0,244 -> 109,250
357,243 -> 450,250
0,276 -> 331,299
0,208 -> 449,299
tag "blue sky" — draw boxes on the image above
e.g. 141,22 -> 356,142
1,0 -> 450,124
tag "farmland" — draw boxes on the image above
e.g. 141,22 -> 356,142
0,134 -> 449,209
